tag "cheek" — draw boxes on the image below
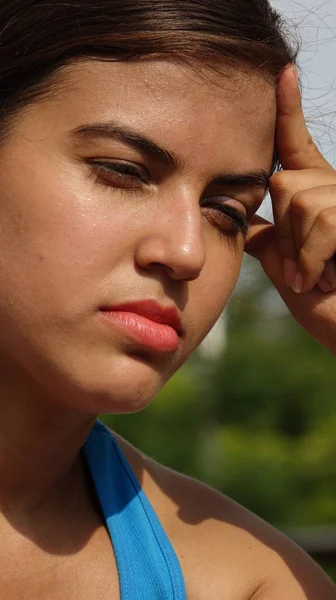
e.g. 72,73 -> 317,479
0,165 -> 137,322
187,239 -> 244,348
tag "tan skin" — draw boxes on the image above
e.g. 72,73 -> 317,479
0,58 -> 335,599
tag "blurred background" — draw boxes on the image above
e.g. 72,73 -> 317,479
102,0 -> 336,581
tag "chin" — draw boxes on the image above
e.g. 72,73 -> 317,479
47,350 -> 169,415
9,330 -> 179,416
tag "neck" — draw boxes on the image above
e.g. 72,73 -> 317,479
0,365 -> 96,516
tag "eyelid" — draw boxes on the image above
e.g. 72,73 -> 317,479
205,193 -> 247,210
88,160 -> 150,183
203,199 -> 249,237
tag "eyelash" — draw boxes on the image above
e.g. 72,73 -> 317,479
87,160 -> 149,188
86,161 -> 249,237
203,201 -> 249,238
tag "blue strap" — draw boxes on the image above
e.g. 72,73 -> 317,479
83,421 -> 187,600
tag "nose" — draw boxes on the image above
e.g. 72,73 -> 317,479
135,192 -> 206,282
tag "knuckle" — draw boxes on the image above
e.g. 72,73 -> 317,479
316,206 -> 336,229
270,170 -> 295,194
291,190 -> 310,215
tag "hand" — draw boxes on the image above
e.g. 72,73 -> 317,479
245,65 -> 336,355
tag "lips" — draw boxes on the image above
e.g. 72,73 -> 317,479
99,300 -> 183,353
105,300 -> 183,334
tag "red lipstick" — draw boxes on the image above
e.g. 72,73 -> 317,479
100,300 -> 182,353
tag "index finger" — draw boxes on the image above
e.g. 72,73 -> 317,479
276,65 -> 333,172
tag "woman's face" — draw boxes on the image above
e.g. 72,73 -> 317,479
0,59 -> 276,413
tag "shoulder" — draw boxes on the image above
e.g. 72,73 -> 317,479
114,431 -> 336,600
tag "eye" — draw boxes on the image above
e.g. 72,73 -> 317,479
202,199 -> 249,237
86,160 -> 150,190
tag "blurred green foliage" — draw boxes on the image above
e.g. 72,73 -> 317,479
101,257 -> 336,580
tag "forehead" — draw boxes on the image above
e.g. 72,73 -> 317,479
21,59 -> 277,172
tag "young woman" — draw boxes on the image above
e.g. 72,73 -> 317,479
0,1 -> 335,598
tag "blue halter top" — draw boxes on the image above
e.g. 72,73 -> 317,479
82,420 -> 187,600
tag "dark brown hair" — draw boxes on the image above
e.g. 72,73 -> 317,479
0,0 -> 298,135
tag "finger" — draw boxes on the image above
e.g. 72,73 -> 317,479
245,215 -> 274,262
276,65 -> 333,172
295,207 -> 336,293
246,216 -> 298,293
270,171 -> 336,286
270,171 -> 299,264
291,185 -> 336,251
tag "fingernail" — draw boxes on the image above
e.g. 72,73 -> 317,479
284,63 -> 298,83
318,277 -> 334,293
283,259 -> 297,287
292,272 -> 303,294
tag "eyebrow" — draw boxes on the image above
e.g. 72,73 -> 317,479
71,121 -> 270,190
71,121 -> 182,171
211,172 -> 270,189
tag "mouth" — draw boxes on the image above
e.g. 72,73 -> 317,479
99,300 -> 183,354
